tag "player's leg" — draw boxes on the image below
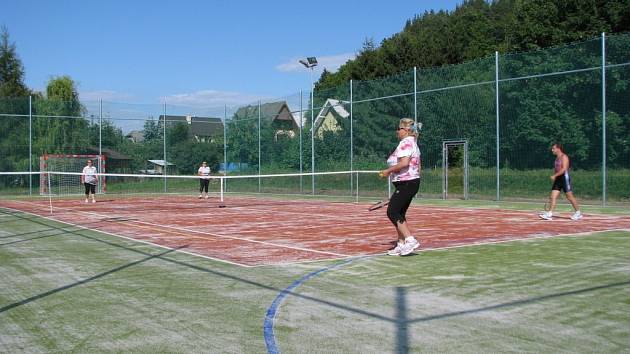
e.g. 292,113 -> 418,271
565,192 -> 582,220
387,180 -> 420,255
84,183 -> 90,203
203,179 -> 209,198
540,189 -> 560,220
386,186 -> 407,255
90,184 -> 96,203
549,189 -> 560,212
198,179 -> 204,198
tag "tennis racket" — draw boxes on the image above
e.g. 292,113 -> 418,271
368,200 -> 389,211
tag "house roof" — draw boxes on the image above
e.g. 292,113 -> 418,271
148,160 -> 175,166
233,101 -> 295,123
312,99 -> 350,132
126,130 -> 144,142
158,115 -> 224,137
85,147 -> 132,160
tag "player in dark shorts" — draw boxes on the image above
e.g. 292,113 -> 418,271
539,143 -> 582,221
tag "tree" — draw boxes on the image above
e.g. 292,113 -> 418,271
32,76 -> 88,155
0,26 -> 29,98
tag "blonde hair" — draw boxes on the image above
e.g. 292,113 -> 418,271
399,118 -> 419,138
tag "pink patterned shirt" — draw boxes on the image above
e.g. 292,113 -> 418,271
387,136 -> 420,182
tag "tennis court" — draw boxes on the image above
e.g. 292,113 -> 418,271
2,196 -> 629,267
1,195 -> 630,353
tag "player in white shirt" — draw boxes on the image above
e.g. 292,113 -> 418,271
197,161 -> 211,199
81,159 -> 98,203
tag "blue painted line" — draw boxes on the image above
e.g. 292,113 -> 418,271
263,257 -> 358,354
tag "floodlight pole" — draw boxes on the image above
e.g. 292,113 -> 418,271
300,57 -> 318,196
310,66 -> 315,195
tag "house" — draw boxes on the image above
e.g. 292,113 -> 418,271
158,115 -> 224,142
312,99 -> 350,139
126,130 -> 145,143
85,147 -> 133,173
233,101 -> 298,140
144,160 -> 176,175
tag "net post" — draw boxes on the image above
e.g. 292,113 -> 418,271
47,171 -> 53,214
220,177 -> 224,202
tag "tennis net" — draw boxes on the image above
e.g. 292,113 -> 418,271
0,170 -> 389,209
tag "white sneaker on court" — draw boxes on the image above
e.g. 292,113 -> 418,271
92,199 -> 96,203
539,211 -> 553,220
400,237 -> 420,256
571,211 -> 582,221
85,198 -> 89,203
198,195 -> 203,199
387,242 -> 404,256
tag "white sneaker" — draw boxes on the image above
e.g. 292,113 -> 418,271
85,199 -> 89,203
198,195 -> 203,199
387,242 -> 404,256
571,211 -> 582,221
400,237 -> 420,256
539,211 -> 553,220
204,195 -> 209,199
92,199 -> 96,203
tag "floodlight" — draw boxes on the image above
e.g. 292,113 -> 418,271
299,57 -> 318,68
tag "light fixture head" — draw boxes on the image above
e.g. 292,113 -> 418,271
299,57 -> 318,68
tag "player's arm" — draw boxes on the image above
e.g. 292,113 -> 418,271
381,156 -> 410,177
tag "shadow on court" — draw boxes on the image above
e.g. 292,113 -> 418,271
1,209 -> 628,353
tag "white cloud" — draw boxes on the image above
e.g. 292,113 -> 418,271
164,90 -> 271,108
276,53 -> 356,73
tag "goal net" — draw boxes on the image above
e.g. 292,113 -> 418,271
40,154 -> 106,196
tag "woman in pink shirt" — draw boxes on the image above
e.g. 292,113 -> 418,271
380,118 -> 421,256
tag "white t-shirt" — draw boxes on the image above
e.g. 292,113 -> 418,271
198,166 -> 211,180
386,136 -> 421,182
82,166 -> 98,185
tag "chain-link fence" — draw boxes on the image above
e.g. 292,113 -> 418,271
1,33 -> 628,204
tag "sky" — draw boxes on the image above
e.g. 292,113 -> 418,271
2,0 -> 462,109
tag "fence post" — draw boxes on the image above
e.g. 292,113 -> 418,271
223,104 -> 227,177
601,32 -> 607,206
299,90 -> 303,193
29,95 -> 32,196
163,101 -> 167,192
99,99 -> 102,161
495,51 -> 500,201
311,78 -> 315,195
258,100 -> 261,192
350,79 -> 353,194
414,67 -> 417,124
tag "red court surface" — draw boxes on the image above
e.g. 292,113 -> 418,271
2,197 -> 629,267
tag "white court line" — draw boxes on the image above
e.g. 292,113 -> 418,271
4,201 -> 629,267
1,205 -> 252,267
5,200 -> 351,258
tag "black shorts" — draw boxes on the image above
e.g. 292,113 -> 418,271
199,179 -> 210,192
552,174 -> 572,193
84,182 -> 96,195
